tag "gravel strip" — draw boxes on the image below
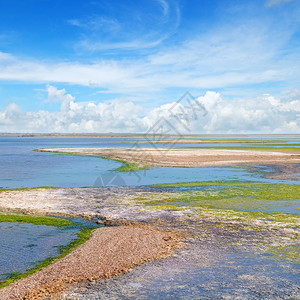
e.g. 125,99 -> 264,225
0,226 -> 181,299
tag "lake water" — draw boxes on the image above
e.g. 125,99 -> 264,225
0,135 -> 299,289
0,135 -> 299,189
0,221 -> 79,281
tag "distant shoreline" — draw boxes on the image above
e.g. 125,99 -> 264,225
0,133 -> 248,137
1,133 -> 298,138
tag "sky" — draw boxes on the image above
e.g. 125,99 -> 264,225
0,0 -> 300,133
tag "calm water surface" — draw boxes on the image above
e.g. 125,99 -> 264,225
0,135 -> 299,287
0,222 -> 79,280
0,136 -> 299,188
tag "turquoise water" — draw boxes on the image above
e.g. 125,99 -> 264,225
0,136 -> 299,189
0,137 -> 122,188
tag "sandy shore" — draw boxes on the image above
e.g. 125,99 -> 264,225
38,147 -> 300,168
0,225 -> 180,299
0,187 -> 299,299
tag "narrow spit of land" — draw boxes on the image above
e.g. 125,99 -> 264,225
0,224 -> 180,300
37,147 -> 300,168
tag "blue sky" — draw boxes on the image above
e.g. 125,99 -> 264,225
0,0 -> 300,133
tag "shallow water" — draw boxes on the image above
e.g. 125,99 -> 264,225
0,135 -> 299,295
126,251 -> 300,299
0,137 -> 122,188
0,222 -> 78,280
1,135 -> 299,189
101,166 -> 273,187
64,242 -> 300,299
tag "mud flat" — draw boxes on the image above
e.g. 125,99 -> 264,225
0,186 -> 299,299
37,147 -> 300,168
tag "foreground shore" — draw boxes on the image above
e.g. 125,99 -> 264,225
0,225 -> 179,299
0,184 -> 299,299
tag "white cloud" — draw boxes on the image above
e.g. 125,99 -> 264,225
77,38 -> 166,52
157,0 -> 169,17
0,16 -> 298,96
69,0 -> 180,52
68,17 -> 120,33
193,92 -> 300,133
265,0 -> 293,7
0,86 -> 299,133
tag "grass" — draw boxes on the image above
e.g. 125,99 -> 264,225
0,213 -> 96,288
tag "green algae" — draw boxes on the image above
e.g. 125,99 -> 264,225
138,181 -> 300,227
36,149 -> 149,172
151,182 -> 300,206
180,146 -> 300,153
261,143 -> 300,147
118,139 -> 288,144
0,228 -> 94,289
0,213 -> 72,227
112,161 -> 150,172
152,180 -> 259,187
0,186 -> 58,192
266,245 -> 300,263
0,214 -> 95,288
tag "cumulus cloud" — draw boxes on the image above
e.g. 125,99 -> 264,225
0,86 -> 145,133
195,92 -> 300,133
0,86 -> 299,133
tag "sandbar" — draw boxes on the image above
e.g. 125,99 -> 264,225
38,147 -> 300,168
0,225 -> 180,299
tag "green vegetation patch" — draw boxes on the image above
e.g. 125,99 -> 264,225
146,181 -> 300,215
266,245 -> 300,263
100,156 -> 150,172
153,180 -> 259,187
181,146 -> 300,153
0,213 -> 95,288
36,149 -> 150,173
0,186 -> 58,192
114,161 -> 150,172
118,139 -> 288,144
181,139 -> 288,143
0,213 -> 72,227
